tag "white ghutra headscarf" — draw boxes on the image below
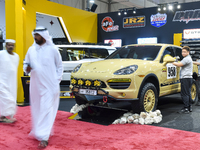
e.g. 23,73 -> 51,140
32,26 -> 54,46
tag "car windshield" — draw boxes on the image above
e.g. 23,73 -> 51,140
106,45 -> 161,61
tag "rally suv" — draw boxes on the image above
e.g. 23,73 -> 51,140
70,44 -> 198,112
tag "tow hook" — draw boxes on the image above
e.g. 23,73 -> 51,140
70,92 -> 74,98
103,96 -> 108,103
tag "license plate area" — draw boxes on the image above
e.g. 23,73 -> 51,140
79,89 -> 97,95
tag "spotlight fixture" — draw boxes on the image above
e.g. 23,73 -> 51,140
90,0 -> 94,3
177,4 -> 181,9
157,2 -> 181,12
118,7 -> 137,16
168,5 -> 173,10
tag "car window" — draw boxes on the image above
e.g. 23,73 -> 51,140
89,48 -> 109,59
58,48 -> 90,61
174,47 -> 183,61
107,45 -> 161,60
160,47 -> 175,63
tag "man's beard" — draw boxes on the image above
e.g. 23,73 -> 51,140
35,39 -> 44,45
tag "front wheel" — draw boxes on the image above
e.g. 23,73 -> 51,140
132,83 -> 158,113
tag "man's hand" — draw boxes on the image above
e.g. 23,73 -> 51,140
26,65 -> 32,73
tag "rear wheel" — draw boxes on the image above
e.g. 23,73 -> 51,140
191,80 -> 198,105
132,83 -> 158,113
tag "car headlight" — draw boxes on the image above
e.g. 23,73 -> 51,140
114,65 -> 138,75
72,64 -> 82,73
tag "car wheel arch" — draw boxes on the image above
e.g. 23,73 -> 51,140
137,73 -> 160,98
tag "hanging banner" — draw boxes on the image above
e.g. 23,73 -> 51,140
101,16 -> 119,32
150,13 -> 167,28
173,9 -> 200,24
123,16 -> 145,28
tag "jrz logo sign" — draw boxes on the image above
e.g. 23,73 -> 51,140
150,13 -> 167,28
123,16 -> 145,28
173,9 -> 200,24
101,16 -> 119,32
167,64 -> 176,79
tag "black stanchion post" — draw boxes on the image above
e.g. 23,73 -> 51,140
21,76 -> 30,105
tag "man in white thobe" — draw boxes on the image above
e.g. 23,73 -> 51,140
24,27 -> 63,148
0,39 -> 19,123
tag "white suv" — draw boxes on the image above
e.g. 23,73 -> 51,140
56,44 -> 116,81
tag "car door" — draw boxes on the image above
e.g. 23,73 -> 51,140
160,46 -> 179,96
173,46 -> 184,92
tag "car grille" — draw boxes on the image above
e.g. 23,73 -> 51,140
108,82 -> 131,89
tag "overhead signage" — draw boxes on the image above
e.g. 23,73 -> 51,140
104,39 -> 122,47
137,37 -> 157,44
183,29 -> 200,39
101,16 -> 119,32
173,9 -> 200,24
150,13 -> 167,28
123,16 -> 145,28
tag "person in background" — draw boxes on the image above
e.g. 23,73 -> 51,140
172,46 -> 193,114
193,59 -> 200,106
24,27 -> 63,148
0,39 -> 19,123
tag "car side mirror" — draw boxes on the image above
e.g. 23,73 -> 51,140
163,55 -> 176,65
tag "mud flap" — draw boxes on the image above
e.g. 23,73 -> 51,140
74,105 -> 128,125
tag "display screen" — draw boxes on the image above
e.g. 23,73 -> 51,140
104,39 -> 122,47
137,37 -> 157,44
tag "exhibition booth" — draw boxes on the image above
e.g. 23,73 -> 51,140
2,0 -> 200,149
1,0 -> 200,104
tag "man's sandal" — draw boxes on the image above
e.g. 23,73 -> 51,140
38,140 -> 48,149
0,118 -> 15,123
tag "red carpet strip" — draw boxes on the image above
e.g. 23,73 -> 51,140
0,106 -> 200,150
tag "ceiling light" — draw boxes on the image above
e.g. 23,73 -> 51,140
118,12 -> 121,16
124,11 -> 127,15
163,6 -> 166,10
90,0 -> 94,3
158,7 -> 161,11
133,10 -> 136,14
177,4 -> 181,9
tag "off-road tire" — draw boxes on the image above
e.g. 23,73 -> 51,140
191,79 -> 198,105
132,83 -> 158,113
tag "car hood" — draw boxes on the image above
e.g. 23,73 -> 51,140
79,59 -> 148,73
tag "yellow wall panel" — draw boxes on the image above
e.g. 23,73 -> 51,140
6,0 -> 97,103
173,33 -> 182,46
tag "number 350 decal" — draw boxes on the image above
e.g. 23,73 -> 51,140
166,64 -> 177,79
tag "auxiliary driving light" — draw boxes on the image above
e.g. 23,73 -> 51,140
85,79 -> 92,86
71,78 -> 77,85
78,79 -> 84,86
94,80 -> 101,87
